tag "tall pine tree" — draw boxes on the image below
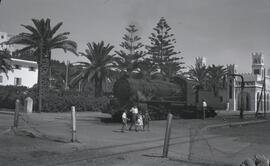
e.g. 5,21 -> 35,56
115,25 -> 145,77
146,17 -> 184,78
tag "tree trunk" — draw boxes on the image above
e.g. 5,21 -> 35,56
94,78 -> 102,97
38,56 -> 50,112
195,91 -> 199,104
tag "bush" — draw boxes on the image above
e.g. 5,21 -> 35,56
0,85 -> 110,112
0,85 -> 28,109
39,90 -> 110,112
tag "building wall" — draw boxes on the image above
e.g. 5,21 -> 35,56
235,86 -> 256,111
0,31 -> 37,88
198,90 -> 227,109
234,78 -> 270,112
0,58 -> 38,88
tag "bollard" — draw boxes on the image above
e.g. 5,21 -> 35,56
163,113 -> 173,158
71,106 -> 77,142
202,107 -> 205,120
13,99 -> 20,128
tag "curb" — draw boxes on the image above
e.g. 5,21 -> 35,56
204,119 -> 268,131
0,111 -> 14,115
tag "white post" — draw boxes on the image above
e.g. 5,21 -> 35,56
163,113 -> 173,158
13,99 -> 20,128
71,106 -> 77,142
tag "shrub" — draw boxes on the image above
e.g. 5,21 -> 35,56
0,85 -> 110,112
0,85 -> 28,109
38,89 -> 110,112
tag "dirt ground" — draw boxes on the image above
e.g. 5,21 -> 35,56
1,112 -> 270,166
210,121 -> 270,145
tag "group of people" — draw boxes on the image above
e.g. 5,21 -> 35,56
121,104 -> 151,132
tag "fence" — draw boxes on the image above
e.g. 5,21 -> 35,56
167,114 -> 260,166
9,100 -> 76,143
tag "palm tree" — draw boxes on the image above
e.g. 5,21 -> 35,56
0,49 -> 13,78
207,65 -> 227,96
8,18 -> 77,112
71,41 -> 118,97
188,64 -> 208,103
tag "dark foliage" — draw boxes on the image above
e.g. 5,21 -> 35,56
41,90 -> 110,112
71,41 -> 117,97
115,24 -> 146,77
12,49 -> 36,61
0,49 -> 13,77
0,85 -> 28,109
0,85 -> 109,112
146,17 -> 184,78
28,88 -> 110,112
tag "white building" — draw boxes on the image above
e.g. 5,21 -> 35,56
228,53 -> 270,112
187,54 -> 270,112
0,58 -> 38,88
0,31 -> 38,88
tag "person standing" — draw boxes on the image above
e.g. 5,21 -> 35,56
136,112 -> 143,131
143,110 -> 151,131
129,104 -> 138,131
202,99 -> 207,120
121,110 -> 129,132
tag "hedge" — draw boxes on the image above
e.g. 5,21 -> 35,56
0,85 -> 110,112
41,90 -> 110,112
0,85 -> 28,109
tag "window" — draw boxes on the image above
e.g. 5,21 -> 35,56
15,65 -> 21,70
229,84 -> 232,99
254,69 -> 260,75
29,67 -> 36,71
14,77 -> 22,86
1,35 -> 4,39
0,75 -> 3,83
220,96 -> 223,102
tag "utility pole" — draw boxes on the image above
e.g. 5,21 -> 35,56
49,67 -> 52,88
264,68 -> 266,118
65,60 -> 69,90
230,74 -> 245,119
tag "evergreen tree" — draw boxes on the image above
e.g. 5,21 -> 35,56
137,58 -> 157,80
115,25 -> 145,77
146,17 -> 184,78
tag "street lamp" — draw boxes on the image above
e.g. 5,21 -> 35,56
229,74 -> 245,119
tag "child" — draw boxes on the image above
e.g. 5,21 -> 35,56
143,110 -> 151,131
121,110 -> 129,132
136,113 -> 143,131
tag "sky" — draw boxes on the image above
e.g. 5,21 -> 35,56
0,0 -> 270,73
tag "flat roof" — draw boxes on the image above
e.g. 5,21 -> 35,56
11,58 -> 37,64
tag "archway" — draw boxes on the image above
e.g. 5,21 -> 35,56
257,92 -> 261,111
237,92 -> 250,111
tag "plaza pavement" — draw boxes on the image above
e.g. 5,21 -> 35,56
0,110 -> 269,165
